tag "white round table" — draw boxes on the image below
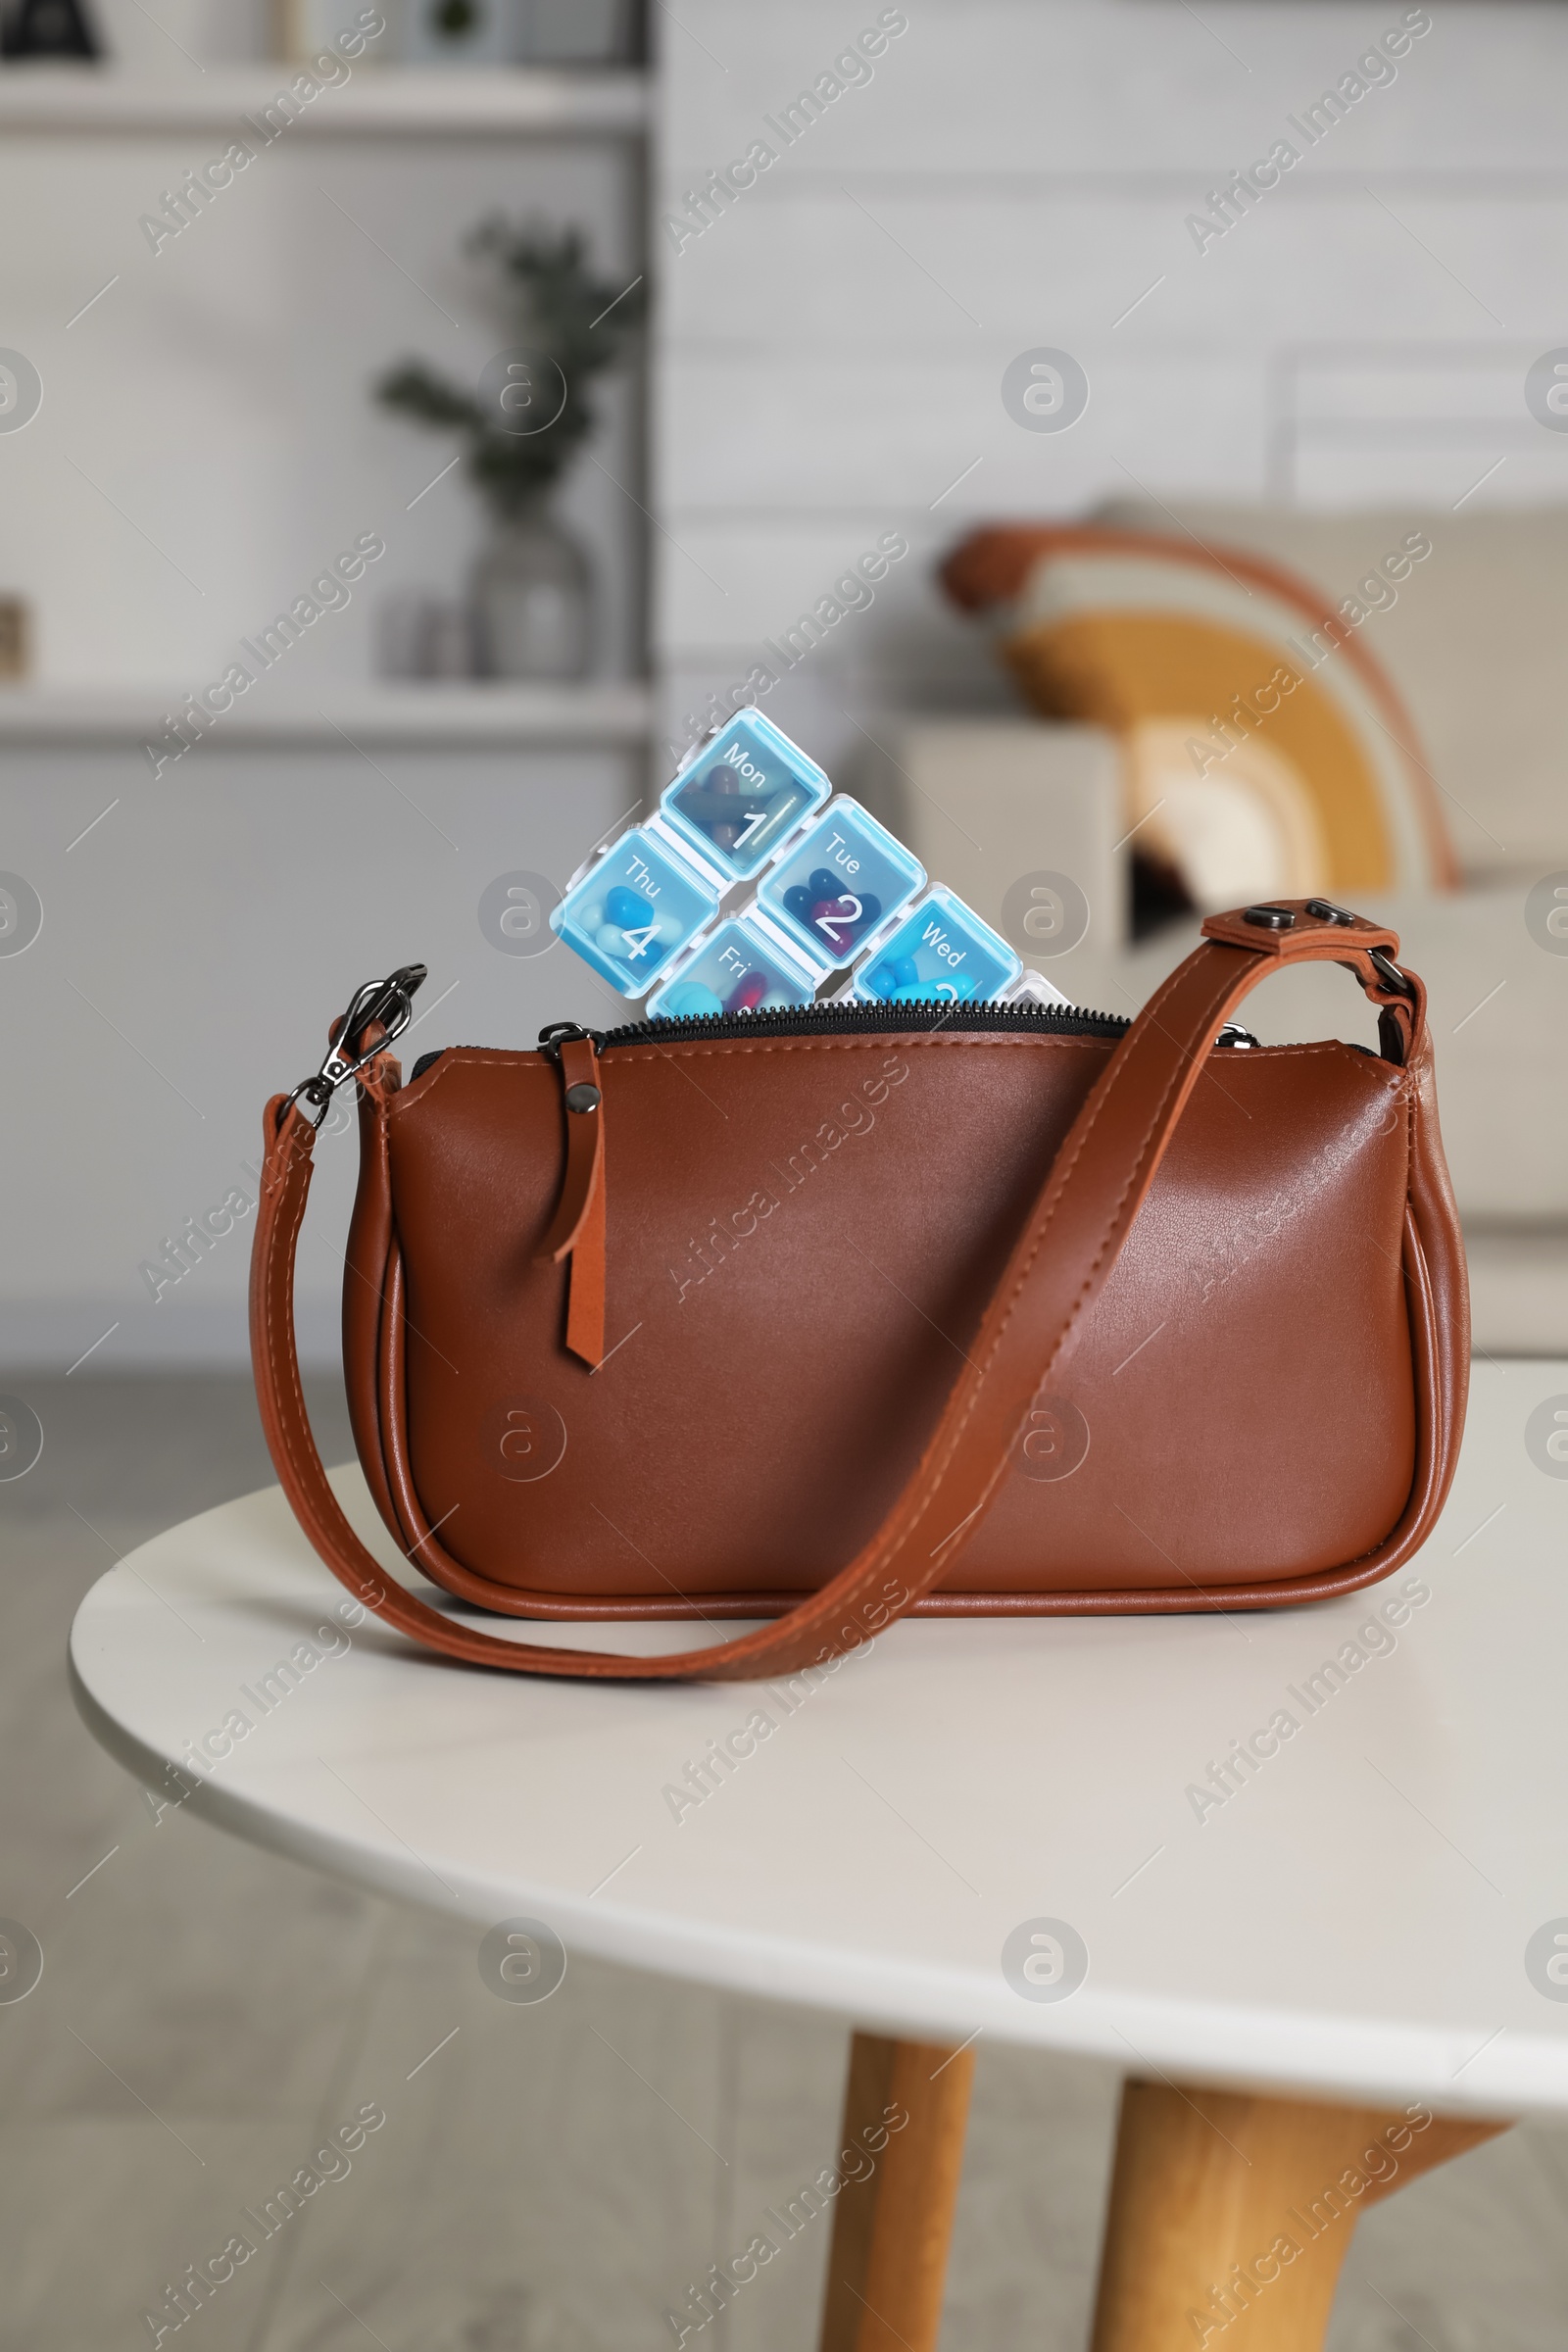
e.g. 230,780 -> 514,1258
70,1360 -> 1567,2352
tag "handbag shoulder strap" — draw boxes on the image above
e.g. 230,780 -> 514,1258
250,905 -> 1427,1683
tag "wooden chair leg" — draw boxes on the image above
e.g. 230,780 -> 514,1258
1089,2078 -> 1509,2352
817,2031 -> 976,2352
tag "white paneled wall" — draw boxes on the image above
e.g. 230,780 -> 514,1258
654,2 -> 1568,770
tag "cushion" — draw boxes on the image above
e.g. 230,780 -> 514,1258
943,523 -> 1458,910
1096,499 -> 1568,883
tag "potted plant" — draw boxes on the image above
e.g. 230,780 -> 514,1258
376,218 -> 644,680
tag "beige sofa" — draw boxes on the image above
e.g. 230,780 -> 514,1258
859,503 -> 1568,1355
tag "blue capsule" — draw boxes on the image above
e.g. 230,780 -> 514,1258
864,950 -> 916,998
605,884 -> 654,931
660,980 -> 724,1018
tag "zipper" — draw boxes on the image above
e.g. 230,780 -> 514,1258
597,1000 -> 1133,1051
412,1003 -> 1260,1083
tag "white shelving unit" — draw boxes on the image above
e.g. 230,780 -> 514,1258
0,681 -> 654,746
2,50 -> 654,738
0,65 -> 648,135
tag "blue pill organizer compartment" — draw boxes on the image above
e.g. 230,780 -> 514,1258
551,826 -> 719,998
853,887 -> 1021,1004
647,916 -> 816,1021
750,796 -> 924,979
655,712 -> 831,888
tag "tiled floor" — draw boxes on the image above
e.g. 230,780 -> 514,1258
2,1375 -> 1564,2351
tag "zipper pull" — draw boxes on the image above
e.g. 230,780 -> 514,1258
535,1030 -> 607,1368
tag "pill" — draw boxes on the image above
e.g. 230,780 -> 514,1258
890,954 -> 918,988
724,973 -> 767,1013
605,885 -> 650,929
783,884 -> 815,924
597,924 -> 630,957
574,900 -> 603,934
661,981 -> 723,1018
709,777 -> 742,848
807,868 -> 839,901
864,961 -> 899,1000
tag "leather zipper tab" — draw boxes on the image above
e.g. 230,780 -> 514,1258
536,1033 -> 607,1367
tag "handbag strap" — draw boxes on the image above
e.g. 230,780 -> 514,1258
250,903 -> 1424,1683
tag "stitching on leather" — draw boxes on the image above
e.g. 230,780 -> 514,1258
384,1033 -> 1115,1120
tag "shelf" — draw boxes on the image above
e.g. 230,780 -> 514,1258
0,681 -> 655,749
0,64 -> 649,136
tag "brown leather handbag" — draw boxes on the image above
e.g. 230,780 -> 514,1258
250,900 -> 1468,1684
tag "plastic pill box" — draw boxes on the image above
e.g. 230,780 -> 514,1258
647,917 -> 817,1021
1003,966 -> 1072,1009
551,825 -> 719,998
656,711 -> 831,888
750,797 -> 924,979
853,886 -> 1021,1004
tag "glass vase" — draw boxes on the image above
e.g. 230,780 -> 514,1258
471,503 -> 592,682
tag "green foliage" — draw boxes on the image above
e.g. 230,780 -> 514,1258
375,218 -> 644,519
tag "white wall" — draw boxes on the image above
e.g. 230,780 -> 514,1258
655,2 -> 1568,771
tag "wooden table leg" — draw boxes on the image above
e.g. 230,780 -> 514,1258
1089,2078 -> 1509,2351
816,2031 -> 976,2352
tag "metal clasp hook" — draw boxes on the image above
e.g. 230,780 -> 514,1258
279,963 -> 427,1130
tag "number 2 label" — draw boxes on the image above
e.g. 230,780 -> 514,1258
816,894 -> 861,946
